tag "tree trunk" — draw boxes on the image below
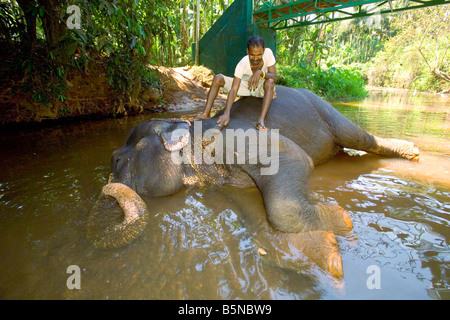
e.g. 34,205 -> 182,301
38,0 -> 66,49
432,69 -> 450,83
310,24 -> 324,67
195,0 -> 200,65
180,0 -> 189,65
16,0 -> 37,52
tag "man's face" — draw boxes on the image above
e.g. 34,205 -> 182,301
247,45 -> 264,67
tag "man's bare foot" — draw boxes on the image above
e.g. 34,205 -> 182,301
191,113 -> 211,121
254,121 -> 267,130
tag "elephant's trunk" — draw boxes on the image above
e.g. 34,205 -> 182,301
86,183 -> 149,249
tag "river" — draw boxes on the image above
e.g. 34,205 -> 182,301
0,88 -> 448,299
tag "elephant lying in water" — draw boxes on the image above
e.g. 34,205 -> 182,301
86,86 -> 419,278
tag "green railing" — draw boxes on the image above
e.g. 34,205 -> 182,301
253,0 -> 450,29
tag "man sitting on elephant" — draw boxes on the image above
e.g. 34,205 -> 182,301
193,35 -> 277,130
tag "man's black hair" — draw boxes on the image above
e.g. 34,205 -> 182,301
247,35 -> 265,49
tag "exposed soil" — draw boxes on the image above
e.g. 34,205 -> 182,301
152,66 -> 226,114
0,64 -> 226,127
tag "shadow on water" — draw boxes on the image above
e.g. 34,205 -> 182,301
0,89 -> 448,299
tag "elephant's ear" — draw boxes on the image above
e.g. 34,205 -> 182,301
159,123 -> 191,152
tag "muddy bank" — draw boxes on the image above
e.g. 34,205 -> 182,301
0,64 -> 225,128
153,66 -> 226,113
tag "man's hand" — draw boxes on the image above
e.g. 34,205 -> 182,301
217,113 -> 230,129
248,70 -> 262,91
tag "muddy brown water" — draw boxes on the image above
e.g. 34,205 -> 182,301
0,89 -> 448,299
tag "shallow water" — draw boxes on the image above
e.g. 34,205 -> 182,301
0,89 -> 448,299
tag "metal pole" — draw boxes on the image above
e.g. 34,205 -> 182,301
195,0 -> 200,65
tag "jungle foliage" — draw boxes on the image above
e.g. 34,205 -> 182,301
368,5 -> 450,92
276,3 -> 449,96
0,0 -> 448,123
276,63 -> 368,99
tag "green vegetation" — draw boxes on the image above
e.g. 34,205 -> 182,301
368,6 -> 450,92
275,3 -> 449,95
0,0 -> 177,122
0,0 -> 448,124
277,63 -> 367,99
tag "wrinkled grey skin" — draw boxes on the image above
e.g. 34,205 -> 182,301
87,86 -> 419,271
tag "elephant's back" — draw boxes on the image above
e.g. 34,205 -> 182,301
230,86 -> 340,164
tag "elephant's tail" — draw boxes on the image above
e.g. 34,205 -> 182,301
86,183 -> 149,249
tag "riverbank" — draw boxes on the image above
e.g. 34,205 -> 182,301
366,85 -> 450,96
0,65 -> 226,129
1,63 -> 447,130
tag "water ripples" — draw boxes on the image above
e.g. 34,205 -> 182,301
329,171 -> 450,298
0,93 -> 449,299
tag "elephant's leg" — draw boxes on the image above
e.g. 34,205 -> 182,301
310,94 -> 419,161
339,130 -> 419,161
268,230 -> 344,277
241,136 -> 353,234
365,136 -> 419,161
262,230 -> 344,278
325,107 -> 419,161
288,230 -> 343,277
237,134 -> 352,276
223,187 -> 344,277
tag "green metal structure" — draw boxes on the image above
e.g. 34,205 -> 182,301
253,0 -> 450,29
196,0 -> 277,77
197,0 -> 449,75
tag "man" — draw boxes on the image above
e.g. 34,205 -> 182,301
193,35 -> 277,130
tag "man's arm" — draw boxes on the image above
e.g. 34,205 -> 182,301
217,77 -> 241,128
248,65 -> 277,90
266,64 -> 277,81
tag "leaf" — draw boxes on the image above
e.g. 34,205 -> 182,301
66,42 -> 79,56
139,25 -> 146,40
117,8 -> 124,19
57,67 -> 64,78
107,3 -> 114,16
137,44 -> 146,56
76,30 -> 87,43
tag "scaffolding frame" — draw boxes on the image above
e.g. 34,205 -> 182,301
253,0 -> 450,29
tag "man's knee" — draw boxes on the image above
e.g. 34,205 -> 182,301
213,74 -> 225,87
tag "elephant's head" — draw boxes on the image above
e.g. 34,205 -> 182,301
86,119 -> 191,248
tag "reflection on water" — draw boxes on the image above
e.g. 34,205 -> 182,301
334,90 -> 450,155
0,89 -> 448,299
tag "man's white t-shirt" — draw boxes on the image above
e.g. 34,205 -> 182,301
234,48 -> 276,79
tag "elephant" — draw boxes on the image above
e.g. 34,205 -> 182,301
86,86 -> 419,278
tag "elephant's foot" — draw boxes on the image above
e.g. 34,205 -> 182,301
315,203 -> 353,233
387,138 -> 420,161
373,137 -> 420,161
288,230 -> 343,278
